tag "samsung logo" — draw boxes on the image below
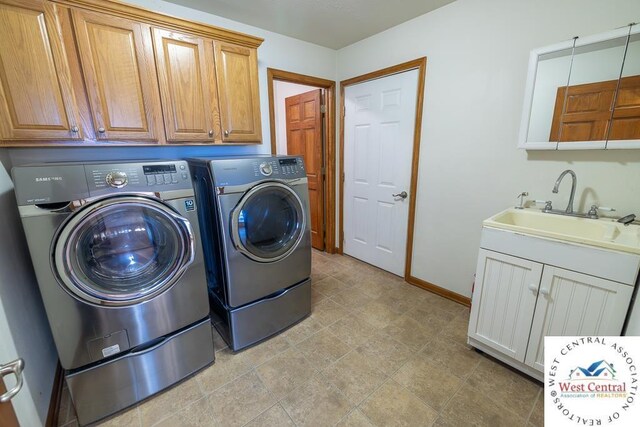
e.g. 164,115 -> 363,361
35,177 -> 63,182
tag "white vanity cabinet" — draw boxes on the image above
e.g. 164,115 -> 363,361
468,227 -> 638,381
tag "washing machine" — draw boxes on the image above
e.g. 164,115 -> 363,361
189,155 -> 312,351
12,160 -> 214,425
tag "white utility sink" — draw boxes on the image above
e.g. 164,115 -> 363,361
484,208 -> 640,254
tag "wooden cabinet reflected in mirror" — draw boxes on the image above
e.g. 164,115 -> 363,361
550,34 -> 629,145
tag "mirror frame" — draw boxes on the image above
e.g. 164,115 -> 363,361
518,25 -> 637,151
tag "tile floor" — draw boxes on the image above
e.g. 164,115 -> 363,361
57,250 -> 544,427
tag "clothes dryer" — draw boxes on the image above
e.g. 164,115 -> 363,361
189,156 -> 312,350
12,160 -> 213,425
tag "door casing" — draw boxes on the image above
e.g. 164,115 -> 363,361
267,69 -> 336,253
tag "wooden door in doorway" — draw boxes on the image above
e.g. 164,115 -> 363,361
286,89 -> 324,250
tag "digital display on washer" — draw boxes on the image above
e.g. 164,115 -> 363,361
143,164 -> 176,174
278,159 -> 297,165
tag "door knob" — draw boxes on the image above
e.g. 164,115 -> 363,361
392,191 -> 408,200
0,358 -> 25,403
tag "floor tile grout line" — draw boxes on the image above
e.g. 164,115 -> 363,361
524,386 -> 542,425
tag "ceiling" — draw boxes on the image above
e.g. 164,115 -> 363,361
164,0 -> 457,49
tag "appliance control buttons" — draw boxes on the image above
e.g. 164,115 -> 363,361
182,172 -> 188,180
106,171 -> 128,188
146,175 -> 155,185
163,173 -> 172,183
180,164 -> 186,170
260,163 -> 273,176
171,173 -> 179,183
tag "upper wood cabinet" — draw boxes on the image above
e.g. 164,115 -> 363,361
152,28 -> 220,142
0,0 -> 83,142
214,41 -> 262,142
71,9 -> 162,141
0,0 -> 263,146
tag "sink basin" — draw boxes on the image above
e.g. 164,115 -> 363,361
484,208 -> 640,254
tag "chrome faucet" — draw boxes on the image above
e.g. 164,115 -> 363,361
552,169 -> 577,214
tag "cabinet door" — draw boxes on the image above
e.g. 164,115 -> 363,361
524,266 -> 634,373
72,10 -> 162,141
152,28 -> 218,142
468,249 -> 542,362
214,41 -> 262,142
0,0 -> 82,141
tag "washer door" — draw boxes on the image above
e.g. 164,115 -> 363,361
231,182 -> 305,263
53,196 -> 194,306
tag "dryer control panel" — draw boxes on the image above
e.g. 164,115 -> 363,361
254,157 -> 306,179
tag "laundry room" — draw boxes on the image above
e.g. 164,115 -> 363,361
1,0 -> 640,426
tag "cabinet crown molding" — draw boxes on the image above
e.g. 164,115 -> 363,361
52,0 -> 264,48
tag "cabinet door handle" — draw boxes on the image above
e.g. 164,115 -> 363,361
98,127 -> 106,134
70,125 -> 79,133
528,283 -> 538,294
208,130 -> 214,137
540,287 -> 550,296
224,130 -> 229,137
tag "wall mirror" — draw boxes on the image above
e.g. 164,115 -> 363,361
521,41 -> 575,149
519,24 -> 639,150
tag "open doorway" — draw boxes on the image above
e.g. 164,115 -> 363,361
267,69 -> 336,253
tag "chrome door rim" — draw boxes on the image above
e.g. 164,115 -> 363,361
53,195 -> 195,306
230,182 -> 305,263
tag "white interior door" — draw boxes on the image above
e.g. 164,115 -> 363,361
343,69 -> 419,276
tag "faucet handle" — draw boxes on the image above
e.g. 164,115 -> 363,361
534,200 -> 553,212
588,205 -> 615,219
515,192 -> 529,209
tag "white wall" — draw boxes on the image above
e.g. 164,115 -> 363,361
337,0 -> 640,297
273,81 -> 319,155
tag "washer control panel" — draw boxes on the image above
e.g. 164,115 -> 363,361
86,161 -> 192,195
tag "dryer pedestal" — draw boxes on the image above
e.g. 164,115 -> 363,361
66,317 -> 214,425
211,279 -> 311,351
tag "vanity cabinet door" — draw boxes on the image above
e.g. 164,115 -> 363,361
524,266 -> 633,373
0,0 -> 83,142
72,10 -> 162,141
214,41 -> 261,142
152,28 -> 219,142
468,249 -> 542,363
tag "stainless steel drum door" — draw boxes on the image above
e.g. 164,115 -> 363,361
53,196 -> 195,306
231,182 -> 305,263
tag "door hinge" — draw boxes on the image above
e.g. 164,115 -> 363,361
342,106 -> 346,117
342,172 -> 345,182
321,166 -> 326,177
320,104 -> 326,114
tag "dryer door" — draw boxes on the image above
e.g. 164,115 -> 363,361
53,196 -> 194,306
231,182 -> 306,263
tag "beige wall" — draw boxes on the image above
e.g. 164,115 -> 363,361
337,0 -> 640,297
